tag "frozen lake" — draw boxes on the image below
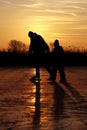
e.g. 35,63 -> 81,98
0,67 -> 87,130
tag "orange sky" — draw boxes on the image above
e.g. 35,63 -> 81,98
0,0 -> 87,50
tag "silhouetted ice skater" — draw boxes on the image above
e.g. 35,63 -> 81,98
28,31 -> 50,80
48,39 -> 66,83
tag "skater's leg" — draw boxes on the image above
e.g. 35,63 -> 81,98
59,66 -> 66,83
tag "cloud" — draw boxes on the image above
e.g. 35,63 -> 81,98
19,3 -> 42,8
0,0 -> 42,8
69,12 -> 77,16
45,9 -> 77,17
72,27 -> 87,30
65,0 -> 86,4
1,0 -> 12,4
73,6 -> 85,10
45,9 -> 64,13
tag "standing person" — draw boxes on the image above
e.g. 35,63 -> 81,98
48,39 -> 66,83
28,31 -> 40,80
28,31 -> 50,80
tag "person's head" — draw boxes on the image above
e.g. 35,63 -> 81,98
28,31 -> 37,38
54,39 -> 59,47
28,31 -> 34,38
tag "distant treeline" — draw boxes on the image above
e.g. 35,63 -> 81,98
0,39 -> 86,66
0,50 -> 87,66
65,50 -> 87,66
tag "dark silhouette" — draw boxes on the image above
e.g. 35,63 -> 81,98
32,81 -> 41,130
63,82 -> 85,102
49,81 -> 71,130
48,39 -> 66,83
28,31 -> 50,80
53,82 -> 64,119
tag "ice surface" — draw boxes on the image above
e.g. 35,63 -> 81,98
0,67 -> 87,130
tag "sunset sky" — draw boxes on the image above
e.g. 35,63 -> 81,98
0,0 -> 87,50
